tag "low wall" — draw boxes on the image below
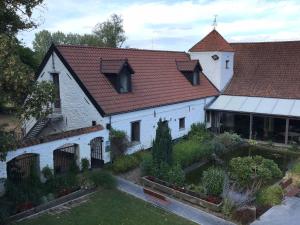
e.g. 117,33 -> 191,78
141,176 -> 222,212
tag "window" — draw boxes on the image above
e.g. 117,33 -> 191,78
192,70 -> 200,85
179,117 -> 185,129
131,121 -> 140,142
119,71 -> 129,93
206,111 -> 211,123
52,73 -> 60,108
225,60 -> 230,69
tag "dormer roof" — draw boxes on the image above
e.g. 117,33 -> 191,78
176,60 -> 202,72
189,29 -> 234,52
100,59 -> 134,74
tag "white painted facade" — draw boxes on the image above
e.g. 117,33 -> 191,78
190,51 -> 234,91
0,129 -> 109,179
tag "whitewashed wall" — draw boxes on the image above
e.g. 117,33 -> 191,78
107,96 -> 215,154
190,51 -> 234,91
0,129 -> 109,179
24,52 -> 105,136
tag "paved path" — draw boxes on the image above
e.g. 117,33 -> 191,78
117,177 -> 235,225
251,197 -> 300,225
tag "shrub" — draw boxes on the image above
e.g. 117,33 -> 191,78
140,154 -> 154,176
173,140 -> 213,168
112,155 -> 140,173
222,198 -> 235,217
186,184 -> 205,194
167,164 -> 185,186
292,162 -> 300,174
214,132 -> 243,149
202,167 -> 225,196
81,158 -> 90,172
188,123 -> 212,143
42,166 -> 53,180
256,185 -> 284,207
110,128 -> 129,160
229,156 -> 282,189
89,170 -> 116,189
152,119 -> 173,166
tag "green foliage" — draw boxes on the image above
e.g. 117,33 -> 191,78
152,119 -> 173,167
21,80 -> 56,121
81,158 -> 90,172
109,128 -> 129,160
0,199 -> 12,225
186,184 -> 205,194
222,198 -> 235,217
42,166 -> 53,180
173,140 -> 213,168
111,154 -> 139,173
0,0 -> 43,36
256,185 -> 284,207
140,154 -> 154,176
89,170 -> 116,189
167,164 -> 185,186
211,132 -> 243,155
229,156 -> 282,189
291,162 -> 300,174
188,123 -> 212,142
202,167 -> 225,196
93,14 -> 126,48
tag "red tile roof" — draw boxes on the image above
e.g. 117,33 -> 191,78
224,41 -> 300,99
176,60 -> 201,72
55,45 -> 218,115
189,30 -> 234,52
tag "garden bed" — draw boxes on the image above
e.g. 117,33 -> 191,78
8,188 -> 95,222
141,176 -> 223,212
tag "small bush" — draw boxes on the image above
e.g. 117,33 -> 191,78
112,155 -> 140,173
222,198 -> 235,217
173,140 -> 213,168
292,162 -> 300,174
214,132 -> 243,148
81,158 -> 90,172
202,167 -> 225,196
110,128 -> 129,160
188,123 -> 212,143
89,170 -> 116,189
42,166 -> 53,180
140,154 -> 154,176
186,184 -> 205,194
167,164 -> 185,186
256,185 -> 284,207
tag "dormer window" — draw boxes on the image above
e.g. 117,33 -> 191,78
101,59 -> 134,93
176,60 -> 202,86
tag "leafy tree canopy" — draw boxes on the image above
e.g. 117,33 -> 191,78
33,14 -> 127,63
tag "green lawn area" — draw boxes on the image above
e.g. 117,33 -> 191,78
15,189 -> 196,225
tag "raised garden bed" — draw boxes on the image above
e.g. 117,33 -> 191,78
8,188 -> 95,222
141,176 -> 222,212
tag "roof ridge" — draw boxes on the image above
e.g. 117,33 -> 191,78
230,40 -> 300,45
56,44 -> 187,54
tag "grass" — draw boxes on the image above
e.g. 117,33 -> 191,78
15,189 -> 196,225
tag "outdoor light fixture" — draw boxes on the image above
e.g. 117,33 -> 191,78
211,54 -> 219,60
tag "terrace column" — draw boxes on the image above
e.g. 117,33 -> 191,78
249,114 -> 253,140
285,118 -> 289,145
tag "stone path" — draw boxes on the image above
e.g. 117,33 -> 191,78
117,177 -> 235,225
251,197 -> 300,225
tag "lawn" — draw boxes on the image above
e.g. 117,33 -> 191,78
15,189 -> 196,225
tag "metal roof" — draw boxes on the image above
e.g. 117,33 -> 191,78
207,95 -> 300,117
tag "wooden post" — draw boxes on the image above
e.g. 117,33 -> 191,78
285,118 -> 289,145
249,114 -> 253,140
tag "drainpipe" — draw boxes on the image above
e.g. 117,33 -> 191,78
249,114 -> 253,140
285,118 -> 289,145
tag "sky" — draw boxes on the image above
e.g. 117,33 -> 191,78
19,0 -> 300,51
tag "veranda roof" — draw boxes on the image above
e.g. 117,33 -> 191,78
207,95 -> 300,118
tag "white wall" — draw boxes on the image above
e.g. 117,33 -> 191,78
107,97 -> 215,154
190,51 -> 234,91
24,52 -> 105,136
0,129 -> 109,179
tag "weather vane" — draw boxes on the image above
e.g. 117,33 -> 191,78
212,15 -> 218,30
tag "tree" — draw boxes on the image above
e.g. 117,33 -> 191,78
0,0 -> 56,160
93,14 -> 126,48
152,119 -> 173,166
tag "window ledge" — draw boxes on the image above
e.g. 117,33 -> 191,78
129,141 -> 141,147
179,128 -> 185,131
